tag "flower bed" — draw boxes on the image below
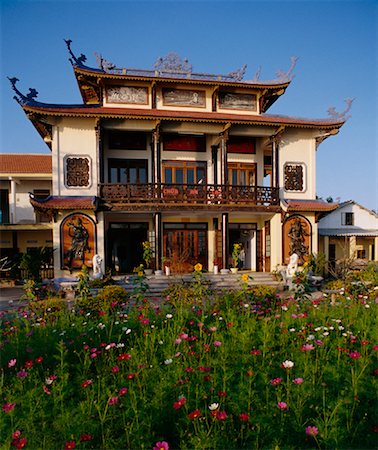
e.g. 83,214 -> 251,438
1,278 -> 377,449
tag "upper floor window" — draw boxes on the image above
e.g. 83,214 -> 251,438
108,159 -> 148,184
228,163 -> 256,186
0,189 -> 9,224
163,161 -> 207,185
33,190 -> 50,223
342,212 -> 354,226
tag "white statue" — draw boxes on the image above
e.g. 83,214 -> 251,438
285,253 -> 298,290
286,253 -> 298,277
92,254 -> 103,279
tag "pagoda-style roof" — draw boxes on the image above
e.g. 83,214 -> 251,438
63,40 -> 294,111
30,195 -> 97,215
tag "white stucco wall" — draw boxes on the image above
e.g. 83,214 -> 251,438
52,118 -> 98,196
318,202 -> 378,230
279,130 -> 316,200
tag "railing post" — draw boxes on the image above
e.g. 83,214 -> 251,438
222,212 -> 229,269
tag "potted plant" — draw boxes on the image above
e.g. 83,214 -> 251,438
162,256 -> 171,276
142,241 -> 154,275
231,243 -> 242,273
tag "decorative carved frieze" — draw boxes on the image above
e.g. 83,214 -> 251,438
66,157 -> 90,187
284,164 -> 303,191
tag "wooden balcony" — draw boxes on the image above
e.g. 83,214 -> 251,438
99,183 -> 280,212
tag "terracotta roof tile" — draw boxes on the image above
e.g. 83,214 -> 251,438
284,199 -> 339,212
30,195 -> 96,211
23,104 -> 345,129
0,154 -> 52,174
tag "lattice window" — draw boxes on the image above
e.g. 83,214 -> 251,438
66,157 -> 90,187
284,164 -> 304,191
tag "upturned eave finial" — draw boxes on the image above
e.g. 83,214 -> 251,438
327,98 -> 355,121
64,38 -> 87,67
8,76 -> 39,105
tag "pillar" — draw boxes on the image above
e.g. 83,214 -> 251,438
154,212 -> 162,270
374,237 -> 378,261
222,213 -> 229,268
152,125 -> 161,185
349,235 -> 357,259
220,133 -> 228,185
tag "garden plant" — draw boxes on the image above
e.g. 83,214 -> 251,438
1,266 -> 377,449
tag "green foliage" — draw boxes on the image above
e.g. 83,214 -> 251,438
76,285 -> 129,314
142,240 -> 153,268
1,278 -> 377,449
306,252 -> 326,276
232,243 -> 242,268
28,297 -> 67,321
19,247 -> 53,281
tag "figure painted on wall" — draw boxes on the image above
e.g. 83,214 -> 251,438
67,217 -> 90,267
288,218 -> 309,264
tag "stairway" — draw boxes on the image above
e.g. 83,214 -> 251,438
116,271 -> 282,299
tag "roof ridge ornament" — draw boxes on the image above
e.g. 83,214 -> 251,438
8,77 -> 39,105
327,98 -> 354,121
276,56 -> 299,81
95,52 -> 116,72
64,39 -> 87,67
154,52 -> 193,75
227,64 -> 247,82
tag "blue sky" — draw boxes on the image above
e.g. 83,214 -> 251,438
1,0 -> 377,211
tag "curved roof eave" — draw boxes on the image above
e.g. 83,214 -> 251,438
21,103 -> 345,130
72,64 -> 292,90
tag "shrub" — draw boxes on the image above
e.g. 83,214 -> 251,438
76,285 -> 129,315
28,297 -> 67,321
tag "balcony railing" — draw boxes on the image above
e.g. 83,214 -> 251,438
99,183 -> 280,209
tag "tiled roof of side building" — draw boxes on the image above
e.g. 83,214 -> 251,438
30,195 -> 97,210
283,199 -> 339,212
0,154 -> 52,174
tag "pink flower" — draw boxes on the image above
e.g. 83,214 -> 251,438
117,353 -> 132,361
270,377 -> 283,385
111,365 -> 120,374
2,402 -> 16,413
293,378 -> 304,385
349,351 -> 361,360
119,387 -> 128,396
153,441 -> 169,450
213,341 -> 222,347
64,441 -> 76,449
277,401 -> 288,410
215,410 -> 228,421
8,359 -> 17,368
188,409 -> 201,420
305,425 -> 319,437
301,344 -> 315,352
108,396 -> 119,406
250,349 -> 261,356
281,360 -> 294,369
43,386 -> 51,395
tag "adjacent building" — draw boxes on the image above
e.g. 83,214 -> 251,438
318,200 -> 378,264
8,41 -> 346,278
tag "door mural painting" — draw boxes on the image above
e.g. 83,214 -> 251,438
283,215 -> 311,265
61,213 -> 96,270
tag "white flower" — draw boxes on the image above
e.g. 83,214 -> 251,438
244,303 -> 249,308
45,378 -> 54,385
164,358 -> 173,365
339,326 -> 345,331
159,340 -> 164,345
166,314 -> 173,319
209,403 -> 219,411
98,323 -> 105,330
282,360 -> 294,369
314,327 -> 321,332
365,304 -> 370,308
307,335 -> 315,341
281,306 -> 288,311
323,331 -> 329,336
289,328 -> 296,332
116,343 -> 125,348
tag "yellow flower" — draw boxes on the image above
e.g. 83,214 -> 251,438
242,274 -> 249,283
138,271 -> 144,277
194,263 -> 203,272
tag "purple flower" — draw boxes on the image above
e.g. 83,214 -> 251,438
301,344 -> 315,352
153,441 -> 169,450
293,377 -> 304,385
17,371 -> 28,378
270,377 -> 283,385
213,341 -> 222,347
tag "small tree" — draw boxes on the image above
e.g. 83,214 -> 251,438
142,241 -> 153,269
232,243 -> 242,268
20,247 -> 53,281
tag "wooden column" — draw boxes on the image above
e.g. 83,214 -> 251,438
222,212 -> 229,269
220,126 -> 230,185
154,212 -> 162,270
152,124 -> 161,184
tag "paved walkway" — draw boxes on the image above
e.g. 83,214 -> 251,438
0,287 -> 26,312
